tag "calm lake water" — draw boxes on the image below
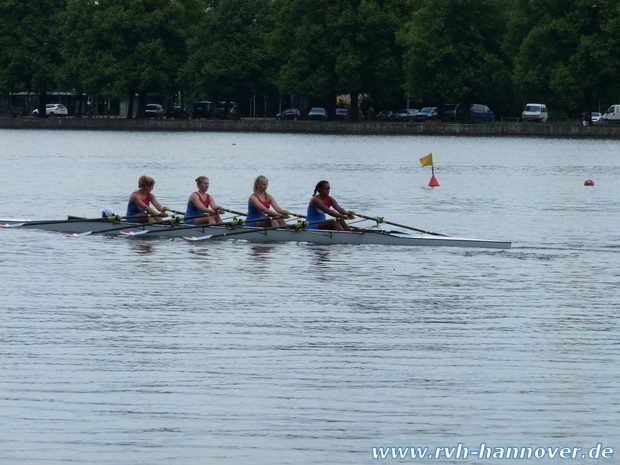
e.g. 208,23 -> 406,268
1,129 -> 619,464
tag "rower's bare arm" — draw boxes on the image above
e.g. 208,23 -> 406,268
270,196 -> 289,218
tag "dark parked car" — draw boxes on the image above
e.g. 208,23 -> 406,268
307,108 -> 328,120
393,109 -> 419,121
145,104 -> 164,119
335,108 -> 348,120
456,104 -> 496,121
376,110 -> 395,121
276,108 -> 307,120
217,101 -> 237,117
412,107 -> 438,121
470,104 -> 495,122
166,106 -> 186,119
445,104 -> 457,120
191,101 -> 217,119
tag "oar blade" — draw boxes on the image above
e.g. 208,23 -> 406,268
183,235 -> 213,242
121,230 -> 149,236
65,231 -> 93,237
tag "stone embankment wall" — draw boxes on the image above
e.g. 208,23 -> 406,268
2,117 -> 620,138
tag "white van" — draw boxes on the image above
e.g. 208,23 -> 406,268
522,103 -> 548,122
601,104 -> 620,123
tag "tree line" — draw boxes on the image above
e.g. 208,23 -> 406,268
1,0 -> 619,120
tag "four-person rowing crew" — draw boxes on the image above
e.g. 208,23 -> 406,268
0,175 -> 512,248
127,175 -> 356,231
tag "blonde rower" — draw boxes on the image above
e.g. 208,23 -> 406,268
184,176 -> 223,225
246,175 -> 289,227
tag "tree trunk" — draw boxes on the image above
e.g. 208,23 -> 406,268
37,93 -> 47,118
350,93 -> 359,122
126,92 -> 135,119
137,91 -> 147,119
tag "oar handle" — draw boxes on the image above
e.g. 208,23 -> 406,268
222,208 -> 247,216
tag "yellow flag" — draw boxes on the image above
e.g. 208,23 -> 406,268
419,153 -> 433,167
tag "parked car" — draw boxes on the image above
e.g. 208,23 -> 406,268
522,103 -> 548,122
393,109 -> 419,121
411,107 -> 438,122
444,104 -> 458,120
600,104 -> 620,123
335,108 -> 348,120
376,110 -> 395,121
32,103 -> 68,117
591,112 -> 601,123
276,108 -> 307,120
217,101 -> 237,117
470,104 -> 495,122
307,107 -> 328,121
166,106 -> 186,119
145,104 -> 164,119
191,101 -> 217,119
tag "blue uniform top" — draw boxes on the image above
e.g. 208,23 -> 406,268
126,191 -> 150,219
246,203 -> 266,227
184,193 -> 211,225
184,202 -> 207,225
306,195 -> 332,229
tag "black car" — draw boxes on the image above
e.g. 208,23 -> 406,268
276,108 -> 307,120
412,107 -> 438,122
191,101 -> 217,119
393,109 -> 419,121
217,101 -> 237,118
166,106 -> 186,119
376,110 -> 395,121
307,108 -> 328,120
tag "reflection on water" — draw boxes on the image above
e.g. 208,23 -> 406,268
1,130 -> 619,465
250,244 -> 277,261
130,242 -> 157,255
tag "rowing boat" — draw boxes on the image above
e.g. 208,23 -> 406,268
1,217 -> 511,249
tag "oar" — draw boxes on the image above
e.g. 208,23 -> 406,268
355,213 -> 447,236
184,218 -> 339,242
0,214 -> 160,228
221,208 -> 247,216
166,209 -> 185,215
120,219 -> 246,236
65,214 -> 212,237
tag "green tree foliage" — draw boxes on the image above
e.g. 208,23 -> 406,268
398,0 -> 512,116
0,0 -> 66,115
268,0 -> 407,119
179,0 -> 274,106
511,0 -> 620,113
58,0 -> 205,117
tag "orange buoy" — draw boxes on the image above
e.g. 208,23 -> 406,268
428,175 -> 440,187
584,179 -> 595,186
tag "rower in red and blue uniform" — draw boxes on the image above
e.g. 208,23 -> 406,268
246,175 -> 289,227
126,175 -> 168,223
306,180 -> 354,230
184,176 -> 223,225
